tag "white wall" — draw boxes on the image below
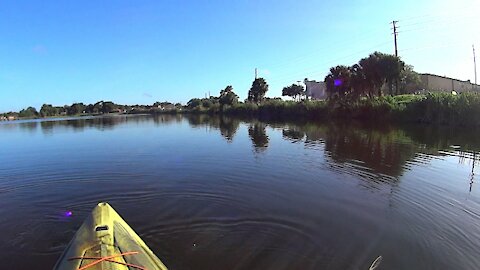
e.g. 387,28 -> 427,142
420,74 -> 479,93
304,80 -> 327,100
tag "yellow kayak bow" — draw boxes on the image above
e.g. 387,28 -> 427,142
53,202 -> 168,270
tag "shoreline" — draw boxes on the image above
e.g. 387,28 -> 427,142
3,93 -> 480,128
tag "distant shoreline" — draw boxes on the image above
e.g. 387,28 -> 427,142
0,112 -> 128,122
3,92 -> 480,127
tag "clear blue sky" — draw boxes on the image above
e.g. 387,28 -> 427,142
1,0 -> 479,112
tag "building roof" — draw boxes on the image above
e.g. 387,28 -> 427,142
419,73 -> 479,86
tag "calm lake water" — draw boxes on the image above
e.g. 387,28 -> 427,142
1,114 -> 480,270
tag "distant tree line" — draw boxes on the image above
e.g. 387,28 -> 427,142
38,101 -> 122,117
2,101 -> 184,119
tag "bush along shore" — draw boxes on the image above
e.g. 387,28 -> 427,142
182,92 -> 480,127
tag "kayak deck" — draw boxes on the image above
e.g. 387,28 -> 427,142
53,202 -> 168,270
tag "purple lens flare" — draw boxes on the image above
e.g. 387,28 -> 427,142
64,211 -> 73,217
334,79 -> 342,86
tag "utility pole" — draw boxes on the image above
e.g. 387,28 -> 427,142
474,44 -> 477,85
391,20 -> 399,57
391,20 -> 399,94
255,68 -> 258,79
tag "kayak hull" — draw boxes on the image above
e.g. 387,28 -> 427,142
53,202 -> 168,270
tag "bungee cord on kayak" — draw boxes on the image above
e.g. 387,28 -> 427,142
68,251 -> 145,270
53,202 -> 168,270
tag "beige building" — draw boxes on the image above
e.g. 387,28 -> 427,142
304,79 -> 327,100
419,73 -> 480,93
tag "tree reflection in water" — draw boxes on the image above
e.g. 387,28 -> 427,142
248,122 -> 269,152
6,114 -> 480,191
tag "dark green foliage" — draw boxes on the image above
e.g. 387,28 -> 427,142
403,92 -> 480,126
219,85 -> 239,107
282,84 -> 305,100
40,104 -> 60,117
92,101 -> 103,114
248,78 -> 269,103
325,65 -> 351,98
378,52 -> 405,95
193,93 -> 480,127
68,103 -> 86,115
359,52 -> 404,96
187,98 -> 202,109
186,96 -> 220,112
102,101 -> 117,113
325,52 -> 405,99
399,65 -> 422,94
349,64 -> 371,98
18,107 -> 39,118
358,54 -> 383,97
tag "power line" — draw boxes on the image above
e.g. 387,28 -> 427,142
266,41 -> 391,85
257,28 -> 389,70
400,13 -> 477,28
257,12 -> 478,89
258,14 -> 477,75
397,5 -> 476,23
399,16 -> 478,34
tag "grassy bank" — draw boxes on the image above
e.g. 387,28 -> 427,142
182,93 -> 480,127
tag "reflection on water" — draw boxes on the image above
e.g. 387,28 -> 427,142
219,117 -> 240,142
248,123 -> 269,152
1,115 -> 480,270
184,114 -> 240,142
6,115 -> 480,191
4,115 -> 480,188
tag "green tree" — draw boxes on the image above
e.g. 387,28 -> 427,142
219,85 -> 239,107
378,53 -> 405,95
349,64 -> 372,98
187,98 -> 202,109
93,102 -> 103,114
63,105 -> 71,115
85,104 -> 95,114
248,78 -> 269,103
68,103 -> 86,115
40,104 -> 59,117
282,84 -> 305,101
102,101 -> 117,113
201,98 -> 213,108
324,65 -> 352,98
359,52 -> 404,96
359,53 -> 383,96
57,106 -> 67,115
18,107 -> 38,118
399,65 -> 421,94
